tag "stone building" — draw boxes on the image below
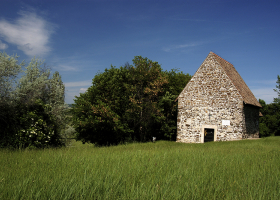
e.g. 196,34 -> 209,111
176,52 -> 261,143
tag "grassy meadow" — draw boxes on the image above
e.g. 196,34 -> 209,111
0,137 -> 280,199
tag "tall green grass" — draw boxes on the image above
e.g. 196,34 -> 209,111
1,137 -> 280,199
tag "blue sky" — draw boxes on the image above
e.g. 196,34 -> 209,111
0,0 -> 279,104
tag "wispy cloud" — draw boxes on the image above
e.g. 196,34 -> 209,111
162,41 -> 205,52
65,88 -> 82,104
64,80 -> 92,87
175,43 -> 202,48
79,88 -> 88,93
65,85 -> 91,104
58,65 -> 79,72
248,79 -> 276,85
0,10 -> 55,56
251,88 -> 276,103
0,40 -> 8,49
248,79 -> 277,103
64,80 -> 92,103
51,54 -> 102,72
52,56 -> 83,72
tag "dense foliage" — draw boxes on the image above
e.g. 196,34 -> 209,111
72,56 -> 191,146
259,75 -> 280,137
0,52 -> 69,148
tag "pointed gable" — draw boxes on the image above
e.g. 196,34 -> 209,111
176,51 -> 261,108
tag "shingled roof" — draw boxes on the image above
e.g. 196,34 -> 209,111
175,52 -> 261,107
210,51 -> 261,107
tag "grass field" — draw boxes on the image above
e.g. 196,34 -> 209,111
0,137 -> 279,199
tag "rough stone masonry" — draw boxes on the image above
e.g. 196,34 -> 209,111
176,52 -> 261,143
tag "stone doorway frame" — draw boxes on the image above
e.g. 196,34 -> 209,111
201,124 -> 217,143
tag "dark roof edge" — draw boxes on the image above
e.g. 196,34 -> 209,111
243,101 -> 262,108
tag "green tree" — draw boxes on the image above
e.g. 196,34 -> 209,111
72,66 -> 132,146
0,52 -> 23,101
124,56 -> 168,141
72,56 -> 192,145
270,75 -> 280,136
259,100 -> 280,137
159,69 -> 192,140
0,52 -> 23,147
72,56 -> 169,145
16,59 -> 64,106
162,69 -> 192,96
259,75 -> 280,137
273,75 -> 280,103
14,58 -> 67,147
0,52 -> 67,148
259,99 -> 270,137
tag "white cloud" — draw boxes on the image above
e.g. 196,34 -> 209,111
51,54 -> 101,72
0,40 -> 8,49
58,65 -> 79,71
175,43 -> 201,49
64,80 -> 92,87
64,80 -> 92,103
0,10 -> 55,56
64,86 -> 91,104
251,88 -> 276,104
248,79 -> 276,85
162,41 -> 205,52
162,47 -> 171,52
79,88 -> 88,93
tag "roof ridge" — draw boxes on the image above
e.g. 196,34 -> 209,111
210,51 -> 234,66
175,51 -> 262,108
210,52 -> 261,108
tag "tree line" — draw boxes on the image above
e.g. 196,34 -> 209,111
259,75 -> 280,137
1,51 -> 278,148
0,52 -> 191,148
72,56 -> 191,146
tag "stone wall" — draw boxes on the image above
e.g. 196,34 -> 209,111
177,54 -> 245,143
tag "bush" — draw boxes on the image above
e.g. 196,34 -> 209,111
0,52 -> 68,148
